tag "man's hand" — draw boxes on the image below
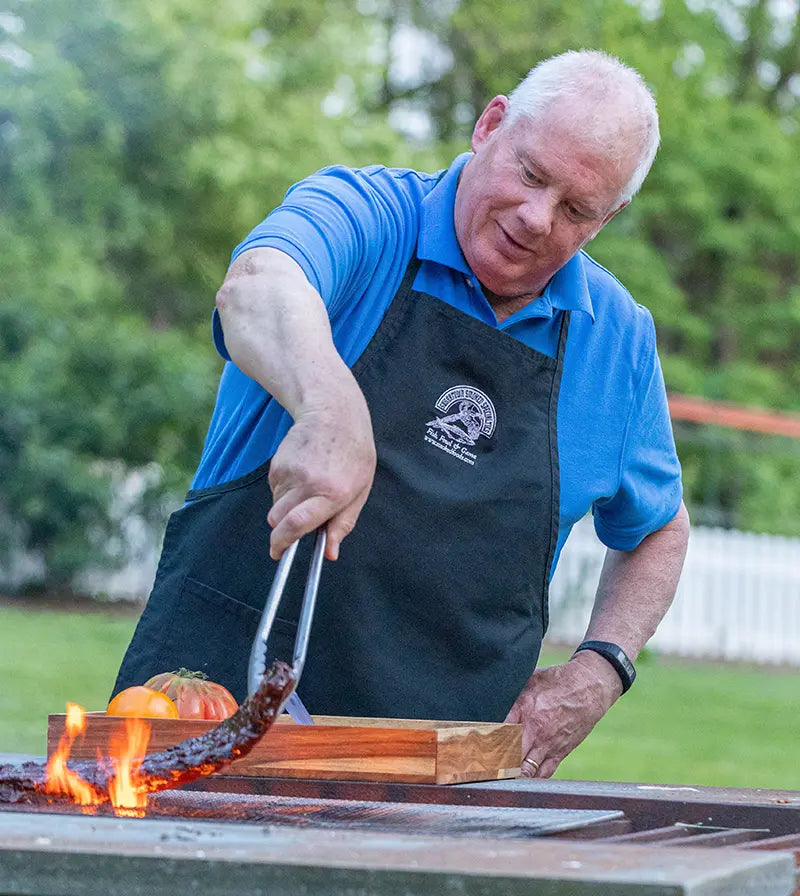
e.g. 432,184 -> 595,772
505,649 -> 622,778
267,388 -> 376,562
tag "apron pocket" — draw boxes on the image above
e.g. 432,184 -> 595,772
114,576 -> 297,703
148,577 -> 296,700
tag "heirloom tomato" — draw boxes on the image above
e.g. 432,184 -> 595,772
143,668 -> 239,720
107,686 -> 179,719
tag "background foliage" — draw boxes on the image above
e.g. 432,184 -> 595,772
1,0 -> 799,590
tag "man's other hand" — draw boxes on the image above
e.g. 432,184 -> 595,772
504,649 -> 623,778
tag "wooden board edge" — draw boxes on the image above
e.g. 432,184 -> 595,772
434,724 -> 523,785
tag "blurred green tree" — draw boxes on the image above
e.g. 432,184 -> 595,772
2,0 -> 799,591
0,0 -> 422,588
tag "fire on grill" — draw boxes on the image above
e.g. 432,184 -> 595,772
0,660 -> 296,816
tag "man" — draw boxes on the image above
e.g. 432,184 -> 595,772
114,49 -> 689,779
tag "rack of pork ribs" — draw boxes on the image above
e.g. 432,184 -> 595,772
0,660 -> 296,805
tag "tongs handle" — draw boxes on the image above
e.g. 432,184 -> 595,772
247,528 -> 327,700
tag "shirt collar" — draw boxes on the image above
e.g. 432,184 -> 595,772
418,153 -> 473,275
539,252 -> 595,322
418,152 -> 595,322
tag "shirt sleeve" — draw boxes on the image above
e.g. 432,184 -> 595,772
592,314 -> 683,550
213,166 -> 390,360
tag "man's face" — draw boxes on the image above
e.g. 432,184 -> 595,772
454,96 -> 634,301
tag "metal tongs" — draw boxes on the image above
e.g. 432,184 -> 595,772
247,528 -> 326,725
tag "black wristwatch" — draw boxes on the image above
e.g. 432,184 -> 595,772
574,640 -> 636,694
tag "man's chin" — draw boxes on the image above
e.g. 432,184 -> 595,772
469,264 -> 507,296
473,256 -> 533,297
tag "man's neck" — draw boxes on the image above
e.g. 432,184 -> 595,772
483,286 -> 542,324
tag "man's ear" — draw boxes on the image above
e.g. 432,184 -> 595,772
472,96 -> 510,151
601,199 -> 630,227
582,201 -> 631,250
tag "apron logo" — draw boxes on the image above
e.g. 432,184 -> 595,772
424,385 -> 496,466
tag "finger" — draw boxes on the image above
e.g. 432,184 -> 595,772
504,705 -> 537,755
267,487 -> 307,529
323,489 -> 371,561
537,757 -> 560,779
269,496 -> 335,560
521,727 -> 539,757
520,755 -> 542,778
270,483 -> 371,560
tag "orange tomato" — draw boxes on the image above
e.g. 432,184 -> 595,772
107,686 -> 179,719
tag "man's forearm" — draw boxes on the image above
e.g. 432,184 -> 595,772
214,246 -> 376,561
506,502 -> 690,777
576,502 -> 691,695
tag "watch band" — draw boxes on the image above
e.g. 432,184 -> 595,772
574,640 -> 636,693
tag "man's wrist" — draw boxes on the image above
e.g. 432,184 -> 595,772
573,640 -> 636,694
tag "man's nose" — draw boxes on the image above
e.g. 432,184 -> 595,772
519,191 -> 555,236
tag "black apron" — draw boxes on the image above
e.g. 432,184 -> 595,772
113,256 -> 569,722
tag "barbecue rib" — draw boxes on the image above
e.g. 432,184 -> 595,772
0,660 -> 296,805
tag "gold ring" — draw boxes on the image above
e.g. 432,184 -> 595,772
522,757 -> 540,771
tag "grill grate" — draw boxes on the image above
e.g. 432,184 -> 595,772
147,789 -> 627,838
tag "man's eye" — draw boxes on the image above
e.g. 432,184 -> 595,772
521,166 -> 540,184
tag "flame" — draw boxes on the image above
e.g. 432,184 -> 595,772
45,703 -> 100,812
107,717 -> 151,817
45,703 -> 153,817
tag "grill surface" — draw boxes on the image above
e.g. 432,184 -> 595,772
0,755 -> 798,895
0,804 -> 795,896
0,788 -> 627,838
153,790 -> 628,838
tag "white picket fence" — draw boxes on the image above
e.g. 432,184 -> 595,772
5,503 -> 800,667
549,515 -> 800,666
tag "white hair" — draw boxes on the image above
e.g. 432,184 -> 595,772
506,50 -> 660,203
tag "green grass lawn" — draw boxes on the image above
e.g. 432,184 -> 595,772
539,647 -> 800,790
0,603 -> 141,756
1,605 -> 797,791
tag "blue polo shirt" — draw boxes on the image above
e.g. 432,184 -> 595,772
197,153 -> 682,575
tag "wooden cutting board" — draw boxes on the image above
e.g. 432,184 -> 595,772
46,713 -> 522,785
